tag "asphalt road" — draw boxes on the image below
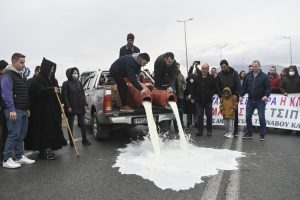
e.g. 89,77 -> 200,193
0,122 -> 299,200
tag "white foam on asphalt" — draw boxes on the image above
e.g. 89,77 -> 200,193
113,138 -> 245,191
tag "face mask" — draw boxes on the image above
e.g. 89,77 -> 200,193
72,73 -> 79,79
189,78 -> 194,83
289,71 -> 295,76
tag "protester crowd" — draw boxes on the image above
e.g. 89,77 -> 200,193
1,33 -> 299,169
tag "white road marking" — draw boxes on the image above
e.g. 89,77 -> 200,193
226,133 -> 243,200
200,137 -> 234,200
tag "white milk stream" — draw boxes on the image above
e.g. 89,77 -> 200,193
168,101 -> 188,150
142,101 -> 161,156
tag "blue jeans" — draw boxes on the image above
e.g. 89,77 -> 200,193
3,109 -> 28,161
195,102 -> 212,133
246,99 -> 267,137
67,113 -> 87,139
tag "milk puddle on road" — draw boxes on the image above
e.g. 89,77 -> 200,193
113,101 -> 245,191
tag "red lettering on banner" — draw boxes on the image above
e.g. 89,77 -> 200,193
239,107 -> 244,116
212,108 -> 218,116
296,97 -> 300,107
280,97 -> 287,106
212,108 -> 223,116
290,97 -> 295,106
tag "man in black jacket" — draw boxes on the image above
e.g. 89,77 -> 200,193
110,53 -> 150,112
191,63 -> 217,136
154,52 -> 177,92
1,53 -> 35,168
240,60 -> 271,141
217,60 -> 241,136
62,67 -> 91,146
119,33 -> 140,58
153,52 -> 177,134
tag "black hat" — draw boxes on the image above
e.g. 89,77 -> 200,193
41,57 -> 56,69
127,33 -> 135,40
40,57 -> 56,77
0,60 -> 8,70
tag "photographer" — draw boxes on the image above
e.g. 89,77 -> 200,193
185,61 -> 200,129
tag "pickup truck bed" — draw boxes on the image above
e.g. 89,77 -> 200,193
82,70 -> 174,140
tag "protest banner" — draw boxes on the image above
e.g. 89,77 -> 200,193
210,93 -> 300,130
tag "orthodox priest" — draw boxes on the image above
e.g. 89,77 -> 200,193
25,58 -> 67,160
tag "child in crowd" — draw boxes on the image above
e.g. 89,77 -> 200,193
220,87 -> 238,138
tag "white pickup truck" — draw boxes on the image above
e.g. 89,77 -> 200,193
82,70 -> 174,140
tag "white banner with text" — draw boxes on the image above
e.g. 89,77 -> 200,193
210,93 -> 300,130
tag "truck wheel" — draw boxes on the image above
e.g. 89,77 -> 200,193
92,113 -> 109,140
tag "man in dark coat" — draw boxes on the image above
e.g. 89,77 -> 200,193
191,63 -> 217,136
27,66 -> 40,87
153,52 -> 177,134
217,60 -> 241,136
119,33 -> 140,58
240,60 -> 271,141
268,66 -> 281,94
62,67 -> 91,146
184,61 -> 201,129
1,53 -> 35,168
154,52 -> 177,92
110,53 -> 150,112
24,66 -> 41,155
25,58 -> 67,160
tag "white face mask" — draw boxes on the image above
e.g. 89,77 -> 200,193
189,78 -> 194,83
289,71 -> 295,76
72,73 -> 79,79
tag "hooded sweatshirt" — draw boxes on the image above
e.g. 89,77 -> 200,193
280,65 -> 300,94
220,87 -> 237,119
61,67 -> 87,114
109,53 -> 143,90
1,65 -> 29,112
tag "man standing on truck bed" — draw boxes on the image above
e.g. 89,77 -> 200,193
110,53 -> 150,113
119,33 -> 140,58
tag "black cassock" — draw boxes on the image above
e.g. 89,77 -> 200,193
25,59 -> 67,151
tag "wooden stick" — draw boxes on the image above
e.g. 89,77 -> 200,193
55,92 -> 79,158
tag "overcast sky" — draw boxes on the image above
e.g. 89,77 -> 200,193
1,0 -> 299,83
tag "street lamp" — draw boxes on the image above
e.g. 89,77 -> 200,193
283,36 -> 293,66
177,18 -> 194,75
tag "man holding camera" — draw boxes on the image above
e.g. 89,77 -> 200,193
185,61 -> 200,129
